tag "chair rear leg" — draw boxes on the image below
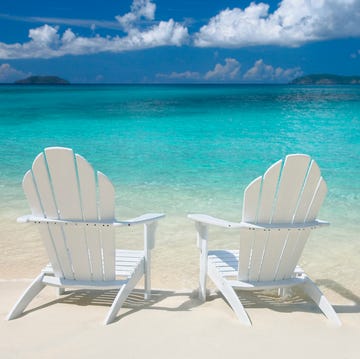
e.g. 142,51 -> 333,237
302,278 -> 341,326
58,288 -> 66,296
7,273 -> 46,320
278,287 -> 292,297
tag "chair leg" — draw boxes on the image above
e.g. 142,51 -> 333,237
104,263 -> 144,325
199,253 -> 207,301
104,285 -> 131,325
208,269 -> 251,326
278,287 -> 292,297
144,254 -> 151,301
144,222 -> 156,301
58,287 -> 66,296
197,223 -> 208,302
302,278 -> 341,326
7,273 -> 46,320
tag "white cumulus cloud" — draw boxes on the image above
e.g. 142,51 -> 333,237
243,59 -> 303,82
116,0 -> 156,31
204,58 -> 241,80
157,58 -> 301,83
0,1 -> 188,59
194,0 -> 360,48
0,63 -> 29,82
29,24 -> 60,45
157,58 -> 241,82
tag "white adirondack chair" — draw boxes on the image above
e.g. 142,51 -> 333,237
7,147 -> 164,324
189,154 -> 341,326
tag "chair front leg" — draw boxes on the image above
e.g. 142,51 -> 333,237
196,222 -> 208,301
7,273 -> 46,320
144,221 -> 157,300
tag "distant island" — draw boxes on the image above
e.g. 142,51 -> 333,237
290,74 -> 360,85
15,76 -> 70,85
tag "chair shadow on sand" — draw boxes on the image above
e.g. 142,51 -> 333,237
19,277 -> 359,323
19,288 -> 204,323
205,278 -> 360,316
316,279 -> 360,314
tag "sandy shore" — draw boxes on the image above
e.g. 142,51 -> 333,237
1,280 -> 359,359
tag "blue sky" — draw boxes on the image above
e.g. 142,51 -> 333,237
0,0 -> 359,83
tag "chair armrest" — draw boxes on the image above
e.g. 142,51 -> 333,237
188,214 -> 243,228
114,213 -> 165,226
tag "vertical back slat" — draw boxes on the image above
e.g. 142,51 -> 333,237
48,225 -> 74,279
22,171 -> 43,217
257,160 -> 282,224
306,178 -> 327,221
238,230 -> 254,281
63,226 -> 91,280
101,228 -> 115,280
258,231 -> 287,281
98,171 -> 115,221
86,228 -> 103,280
275,230 -> 309,280
286,229 -> 311,275
76,154 -> 101,279
248,231 -> 268,281
45,147 -> 82,219
272,155 -> 310,223
76,154 -> 98,221
31,152 -> 58,218
293,160 -> 321,222
242,177 -> 262,223
38,225 -> 63,278
98,172 -> 116,280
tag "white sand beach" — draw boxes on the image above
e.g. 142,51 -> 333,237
1,280 -> 360,359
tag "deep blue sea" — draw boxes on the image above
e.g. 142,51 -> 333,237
0,84 -> 359,291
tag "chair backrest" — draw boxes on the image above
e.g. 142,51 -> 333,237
23,147 -> 116,281
238,154 -> 327,282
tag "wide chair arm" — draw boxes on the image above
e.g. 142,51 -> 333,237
114,213 -> 165,226
117,213 -> 165,251
188,213 -> 241,252
188,213 -> 275,230
188,213 -> 243,229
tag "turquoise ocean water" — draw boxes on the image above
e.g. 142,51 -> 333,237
0,84 -> 359,294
